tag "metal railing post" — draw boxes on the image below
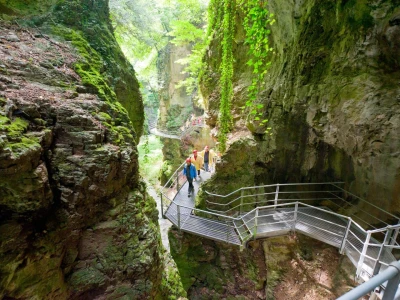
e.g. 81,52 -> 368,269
356,232 -> 371,277
382,262 -> 400,300
160,193 -> 165,219
373,228 -> 393,275
389,220 -> 400,252
177,205 -> 181,232
176,172 -> 180,192
292,202 -> 298,231
226,220 -> 231,243
274,184 -> 280,209
253,208 -> 259,240
338,260 -> 400,300
240,189 -> 244,215
340,218 -> 352,254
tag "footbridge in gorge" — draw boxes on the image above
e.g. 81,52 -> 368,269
160,164 -> 400,298
149,116 -> 206,142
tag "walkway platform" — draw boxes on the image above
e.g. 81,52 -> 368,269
161,167 -> 400,290
165,171 -> 241,245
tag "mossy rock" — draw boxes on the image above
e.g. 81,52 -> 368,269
69,267 -> 106,292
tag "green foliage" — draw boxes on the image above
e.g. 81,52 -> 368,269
137,135 -> 163,185
142,137 -> 151,164
239,0 -> 274,134
168,20 -> 204,45
166,104 -> 193,131
110,0 -> 167,112
217,0 -> 235,153
167,2 -> 209,96
110,0 -> 208,125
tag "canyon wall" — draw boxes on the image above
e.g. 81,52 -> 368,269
199,0 -> 400,220
0,0 -> 184,298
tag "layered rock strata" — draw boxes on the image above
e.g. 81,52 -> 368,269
0,1 -> 184,298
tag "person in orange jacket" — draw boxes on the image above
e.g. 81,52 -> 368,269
191,149 -> 203,176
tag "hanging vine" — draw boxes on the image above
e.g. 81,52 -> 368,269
240,0 -> 274,132
218,0 -> 235,153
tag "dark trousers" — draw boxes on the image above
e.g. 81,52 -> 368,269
187,178 -> 194,194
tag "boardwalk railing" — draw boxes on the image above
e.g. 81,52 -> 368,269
204,183 -> 400,231
160,162 -> 186,218
338,260 -> 400,300
161,166 -> 400,296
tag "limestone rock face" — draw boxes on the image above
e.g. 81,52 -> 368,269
0,2 -> 182,299
53,0 -> 144,139
157,43 -> 194,131
200,0 -> 400,218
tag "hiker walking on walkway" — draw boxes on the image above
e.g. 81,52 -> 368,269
191,149 -> 203,177
183,158 -> 197,197
198,146 -> 216,172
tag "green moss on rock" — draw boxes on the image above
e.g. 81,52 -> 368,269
69,267 -> 106,291
52,25 -> 117,104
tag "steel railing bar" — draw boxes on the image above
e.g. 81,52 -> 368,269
206,195 -> 341,208
234,222 -> 248,229
296,211 -> 347,229
256,211 -> 293,218
257,220 -> 293,226
345,239 -> 362,254
332,184 -> 399,220
384,245 -> 400,250
204,182 -> 345,198
239,203 -> 296,219
348,230 -> 368,244
337,261 -> 400,300
276,190 -> 343,194
363,253 -> 380,262
180,219 -> 235,235
206,204 -> 241,214
368,224 -> 400,234
162,162 -> 185,189
206,196 -> 242,206
298,202 -> 352,220
349,215 -> 377,230
296,220 -> 344,237
328,192 -> 391,227
242,216 -> 257,224
183,223 -> 236,241
348,219 -> 368,232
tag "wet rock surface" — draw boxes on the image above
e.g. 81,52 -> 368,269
0,17 -> 182,300
169,227 -> 267,299
200,0 -> 400,220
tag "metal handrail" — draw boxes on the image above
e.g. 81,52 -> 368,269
337,261 -> 400,300
163,162 -> 185,189
162,164 -> 400,296
205,182 -> 345,198
368,224 -> 400,234
205,182 -> 398,234
332,184 -> 399,221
